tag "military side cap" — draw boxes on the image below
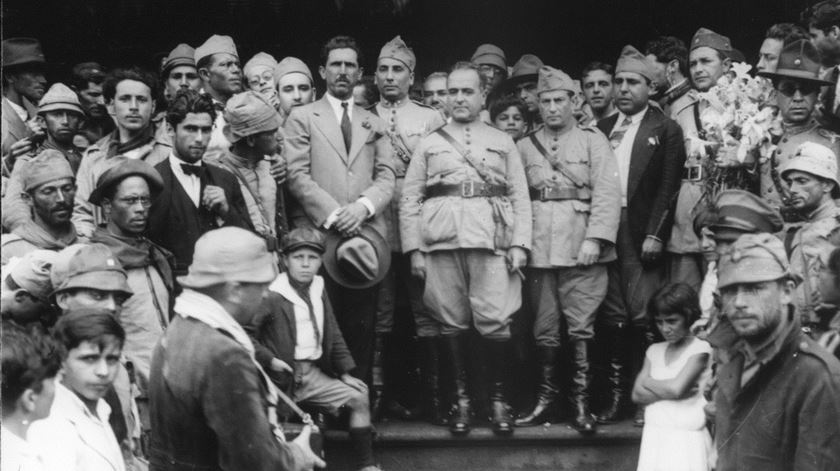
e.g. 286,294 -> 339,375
5,249 -> 57,301
324,226 -> 391,289
379,35 -> 416,72
178,227 -> 277,288
710,189 -> 784,241
195,34 -> 238,64
471,43 -> 506,70
275,56 -> 313,83
781,142 -> 840,196
222,90 -> 283,142
162,43 -> 196,75
615,45 -> 654,82
89,157 -> 164,205
718,233 -> 793,289
283,227 -> 326,254
22,149 -> 74,192
537,65 -> 576,95
244,52 -> 278,78
2,38 -> 46,68
757,40 -> 833,86
55,243 -> 132,296
38,83 -> 84,115
690,28 -> 732,53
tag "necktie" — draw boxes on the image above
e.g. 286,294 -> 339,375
293,283 -> 321,348
609,116 -> 633,150
181,163 -> 204,177
341,101 -> 352,153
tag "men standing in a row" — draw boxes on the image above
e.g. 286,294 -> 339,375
1,38 -> 46,162
514,66 -> 620,435
370,36 -> 446,421
147,89 -> 251,277
285,35 -> 395,384
644,36 -> 692,119
596,45 -> 685,425
194,35 -> 243,162
400,62 -> 532,436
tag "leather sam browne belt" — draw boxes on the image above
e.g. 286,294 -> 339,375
529,187 -> 591,202
426,181 -> 507,198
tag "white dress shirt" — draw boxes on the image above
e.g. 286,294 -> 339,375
1,425 -> 44,471
270,273 -> 325,361
610,106 -> 648,207
169,152 -> 202,207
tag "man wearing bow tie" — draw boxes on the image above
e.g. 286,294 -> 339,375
147,89 -> 251,278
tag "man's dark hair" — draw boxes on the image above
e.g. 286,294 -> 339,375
803,0 -> 840,33
320,35 -> 364,66
766,23 -> 810,44
356,75 -> 379,106
52,309 -> 126,355
645,36 -> 689,77
424,71 -> 448,83
489,95 -> 529,122
102,67 -> 157,103
581,62 -> 614,80
449,61 -> 488,90
648,283 -> 702,326
1,320 -> 62,412
70,62 -> 106,92
166,89 -> 217,128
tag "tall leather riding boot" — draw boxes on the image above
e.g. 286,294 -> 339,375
596,324 -> 627,424
418,336 -> 447,425
370,333 -> 387,421
631,326 -> 654,427
570,340 -> 597,435
485,338 -> 514,436
441,334 -> 472,436
515,346 -> 561,426
383,333 -> 420,420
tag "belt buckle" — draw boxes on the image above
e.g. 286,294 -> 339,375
687,165 -> 703,182
540,187 -> 551,201
461,181 -> 476,197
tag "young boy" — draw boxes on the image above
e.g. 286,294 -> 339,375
252,227 -> 381,471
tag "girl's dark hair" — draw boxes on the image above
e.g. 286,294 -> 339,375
1,321 -> 62,412
647,282 -> 701,326
489,95 -> 528,123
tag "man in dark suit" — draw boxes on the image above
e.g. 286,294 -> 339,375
1,38 -> 47,170
147,89 -> 251,277
594,45 -> 686,425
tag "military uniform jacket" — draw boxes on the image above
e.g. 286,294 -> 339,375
400,121 -> 531,254
518,126 -> 620,267
372,99 -> 446,252
789,201 -> 840,322
284,96 -> 395,238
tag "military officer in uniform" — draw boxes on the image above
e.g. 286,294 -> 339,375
757,40 -> 840,214
370,36 -> 446,422
513,66 -> 620,434
400,62 -> 531,437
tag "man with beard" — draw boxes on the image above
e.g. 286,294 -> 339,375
70,61 -> 114,146
73,67 -> 171,238
757,40 -> 840,213
370,36 -> 446,422
194,34 -> 243,162
422,72 -> 449,117
645,36 -> 692,119
581,62 -> 617,126
275,57 -> 316,122
4,83 -> 86,231
1,150 -> 78,264
2,38 -> 47,169
285,35 -> 395,388
161,44 -> 200,105
757,24 -> 810,74
803,0 -> 840,132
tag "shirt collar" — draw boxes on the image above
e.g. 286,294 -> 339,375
617,105 -> 648,125
52,381 -> 111,423
325,92 -> 353,113
740,311 -> 797,367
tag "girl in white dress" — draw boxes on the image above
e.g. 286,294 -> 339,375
633,283 -> 713,471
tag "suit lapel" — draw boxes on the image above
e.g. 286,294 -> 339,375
2,98 -> 28,141
311,97 -> 349,164
627,108 -> 661,201
348,105 -> 373,165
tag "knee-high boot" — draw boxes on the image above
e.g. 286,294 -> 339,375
570,340 -> 597,435
515,346 -> 560,426
596,324 -> 627,424
441,334 -> 472,436
418,336 -> 447,425
485,338 -> 514,436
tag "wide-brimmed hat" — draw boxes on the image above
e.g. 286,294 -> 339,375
38,83 -> 85,115
2,38 -> 46,68
323,226 -> 391,289
89,157 -> 164,205
178,227 -> 277,289
498,54 -> 543,92
471,43 -> 506,71
758,40 -> 833,86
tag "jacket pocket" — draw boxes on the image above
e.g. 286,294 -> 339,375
491,198 -> 514,250
421,197 -> 458,246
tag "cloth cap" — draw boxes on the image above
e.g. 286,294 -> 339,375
378,36 -> 416,72
22,149 -> 74,192
162,43 -> 196,75
274,56 -> 313,83
194,34 -> 238,65
471,43 -> 506,70
55,244 -> 132,296
283,227 -> 326,254
244,52 -> 278,78
5,250 -> 57,300
38,83 -> 85,115
718,233 -> 793,289
781,142 -> 840,195
757,40 -> 833,86
72,62 -> 104,80
537,65 -> 576,95
178,227 -> 277,288
323,226 -> 391,289
222,91 -> 283,142
615,45 -> 654,82
2,38 -> 46,68
690,28 -> 733,53
710,189 -> 784,240
49,244 -> 87,290
89,157 -> 164,205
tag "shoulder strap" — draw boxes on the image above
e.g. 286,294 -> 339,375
436,128 -> 492,183
528,133 -> 589,189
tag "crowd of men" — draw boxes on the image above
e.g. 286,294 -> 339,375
3,1 -> 840,470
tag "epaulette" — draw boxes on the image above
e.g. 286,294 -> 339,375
578,123 -> 599,132
816,127 -> 840,143
411,99 -> 437,111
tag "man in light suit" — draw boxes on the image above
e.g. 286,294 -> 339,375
594,45 -> 686,426
285,35 -> 395,384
